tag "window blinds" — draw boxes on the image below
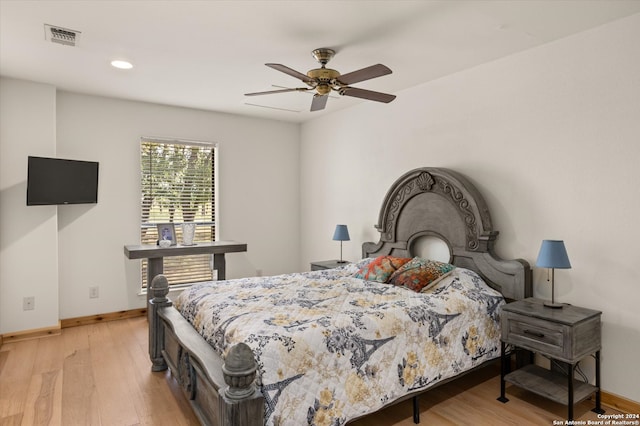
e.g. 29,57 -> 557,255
140,139 -> 216,287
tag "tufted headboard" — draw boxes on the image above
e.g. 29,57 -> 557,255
362,167 -> 531,300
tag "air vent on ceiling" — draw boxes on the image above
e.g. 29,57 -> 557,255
44,24 -> 81,47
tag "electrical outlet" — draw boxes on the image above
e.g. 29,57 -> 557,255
23,296 -> 35,311
89,286 -> 99,299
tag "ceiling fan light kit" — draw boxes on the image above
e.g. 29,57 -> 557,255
245,48 -> 396,112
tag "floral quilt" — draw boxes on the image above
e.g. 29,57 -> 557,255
174,260 -> 504,426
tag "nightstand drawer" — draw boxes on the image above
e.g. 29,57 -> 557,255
503,312 -> 566,358
501,299 -> 601,363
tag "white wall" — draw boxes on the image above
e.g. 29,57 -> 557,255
0,85 -> 300,329
55,92 -> 300,319
300,14 -> 640,401
0,79 -> 60,333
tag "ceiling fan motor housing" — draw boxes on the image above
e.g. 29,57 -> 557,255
306,67 -> 340,83
308,48 -> 340,90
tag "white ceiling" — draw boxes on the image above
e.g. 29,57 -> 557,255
2,1 -> 639,123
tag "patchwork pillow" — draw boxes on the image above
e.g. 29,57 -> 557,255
388,257 -> 456,292
354,255 -> 412,283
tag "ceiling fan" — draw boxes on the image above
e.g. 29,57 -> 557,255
245,48 -> 396,112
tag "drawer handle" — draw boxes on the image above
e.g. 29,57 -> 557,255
524,329 -> 545,338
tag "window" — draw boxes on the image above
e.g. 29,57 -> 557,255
140,138 -> 217,288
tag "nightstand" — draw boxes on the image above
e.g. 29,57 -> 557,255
310,260 -> 349,271
498,298 -> 603,420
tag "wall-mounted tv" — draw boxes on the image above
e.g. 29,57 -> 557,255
27,156 -> 99,205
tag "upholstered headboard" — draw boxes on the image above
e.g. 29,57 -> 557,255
363,167 -> 532,300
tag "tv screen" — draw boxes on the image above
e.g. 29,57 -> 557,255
27,156 -> 99,205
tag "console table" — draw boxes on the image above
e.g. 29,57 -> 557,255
124,241 -> 247,298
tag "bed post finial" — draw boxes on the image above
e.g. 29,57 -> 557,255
149,274 -> 172,372
150,274 -> 170,301
222,343 -> 258,400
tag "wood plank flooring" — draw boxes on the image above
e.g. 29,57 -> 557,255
0,317 -> 620,425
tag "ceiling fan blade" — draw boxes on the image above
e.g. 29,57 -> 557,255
310,94 -> 328,111
339,87 -> 396,103
337,64 -> 392,85
266,63 -> 315,84
245,87 -> 310,96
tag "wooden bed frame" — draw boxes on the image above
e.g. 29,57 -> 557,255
147,167 -> 532,425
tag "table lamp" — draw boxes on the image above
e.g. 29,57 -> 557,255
332,225 -> 350,263
536,240 -> 571,308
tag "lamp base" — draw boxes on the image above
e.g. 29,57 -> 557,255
336,260 -> 348,264
543,301 -> 564,309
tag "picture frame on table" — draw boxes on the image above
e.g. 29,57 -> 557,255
157,223 -> 177,246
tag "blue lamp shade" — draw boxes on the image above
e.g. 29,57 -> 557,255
332,225 -> 350,242
536,240 -> 571,269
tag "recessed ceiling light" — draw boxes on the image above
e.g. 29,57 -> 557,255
111,60 -> 133,70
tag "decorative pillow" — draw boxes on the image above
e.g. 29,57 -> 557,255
388,257 -> 456,292
354,255 -> 412,283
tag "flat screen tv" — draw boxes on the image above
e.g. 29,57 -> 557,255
27,156 -> 99,205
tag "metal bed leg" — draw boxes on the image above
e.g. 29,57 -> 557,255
497,341 -> 509,403
413,395 -> 420,424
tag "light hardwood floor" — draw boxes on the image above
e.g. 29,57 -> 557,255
0,317 -> 620,425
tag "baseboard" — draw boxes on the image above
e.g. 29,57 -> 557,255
598,391 -> 640,414
0,309 -> 147,346
60,308 -> 147,328
1,321 -> 62,344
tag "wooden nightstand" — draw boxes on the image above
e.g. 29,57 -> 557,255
498,298 -> 603,420
310,260 -> 349,271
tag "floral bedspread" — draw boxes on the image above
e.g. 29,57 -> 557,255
174,260 -> 504,426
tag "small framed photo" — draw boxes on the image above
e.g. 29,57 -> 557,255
157,223 -> 177,246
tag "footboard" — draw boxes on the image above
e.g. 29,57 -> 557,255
148,275 -> 264,426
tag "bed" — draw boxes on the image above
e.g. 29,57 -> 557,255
147,167 -> 532,425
